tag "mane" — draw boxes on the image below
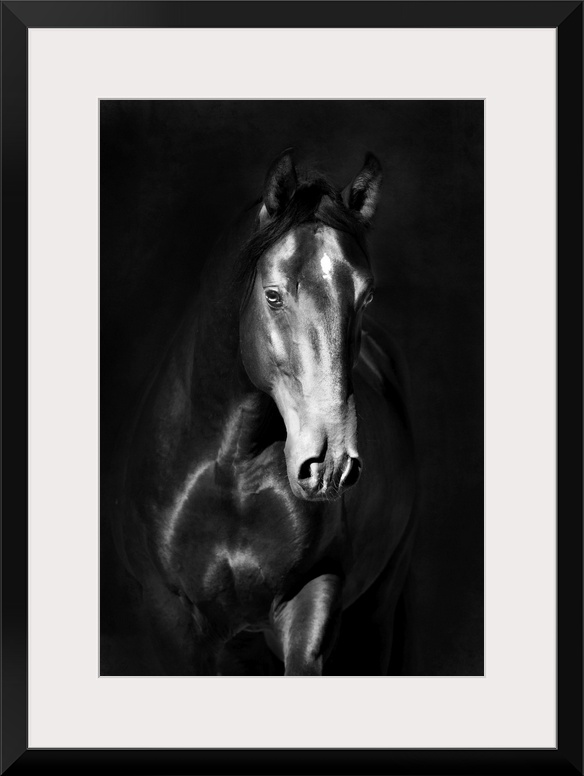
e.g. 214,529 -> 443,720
233,174 -> 369,306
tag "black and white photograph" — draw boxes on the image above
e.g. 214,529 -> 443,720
100,99 -> 484,677
4,0 -> 580,770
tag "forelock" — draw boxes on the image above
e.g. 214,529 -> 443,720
234,176 -> 367,305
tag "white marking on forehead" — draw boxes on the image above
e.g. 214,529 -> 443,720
317,227 -> 350,273
320,253 -> 332,278
315,228 -> 349,292
316,226 -> 371,298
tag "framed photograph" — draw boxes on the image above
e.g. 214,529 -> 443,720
3,1 -> 582,774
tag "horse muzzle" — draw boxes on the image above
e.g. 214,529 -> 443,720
291,450 -> 362,501
277,391 -> 362,501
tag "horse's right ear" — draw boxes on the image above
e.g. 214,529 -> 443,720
262,149 -> 297,219
346,153 -> 382,225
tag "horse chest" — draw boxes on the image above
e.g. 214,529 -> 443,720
159,453 -> 335,624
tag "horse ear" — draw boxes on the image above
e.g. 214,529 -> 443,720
347,153 -> 382,225
262,149 -> 297,218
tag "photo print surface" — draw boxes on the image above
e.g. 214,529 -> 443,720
100,100 -> 483,676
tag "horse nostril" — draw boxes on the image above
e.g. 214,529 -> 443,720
342,457 -> 362,488
298,457 -> 323,482
298,440 -> 328,483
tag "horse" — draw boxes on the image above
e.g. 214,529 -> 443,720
107,150 -> 417,676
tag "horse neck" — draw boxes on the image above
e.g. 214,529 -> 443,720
169,216 -> 273,463
178,301 -> 271,462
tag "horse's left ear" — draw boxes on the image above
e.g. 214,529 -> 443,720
262,148 -> 297,219
346,153 -> 382,225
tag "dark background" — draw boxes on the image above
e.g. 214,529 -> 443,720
100,100 -> 483,675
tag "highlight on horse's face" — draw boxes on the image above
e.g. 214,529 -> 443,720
240,151 -> 382,501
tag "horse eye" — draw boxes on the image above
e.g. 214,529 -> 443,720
364,291 -> 375,307
265,289 -> 283,309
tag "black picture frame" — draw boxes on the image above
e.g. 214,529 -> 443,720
2,2 -> 581,774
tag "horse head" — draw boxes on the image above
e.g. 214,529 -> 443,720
239,150 -> 382,501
